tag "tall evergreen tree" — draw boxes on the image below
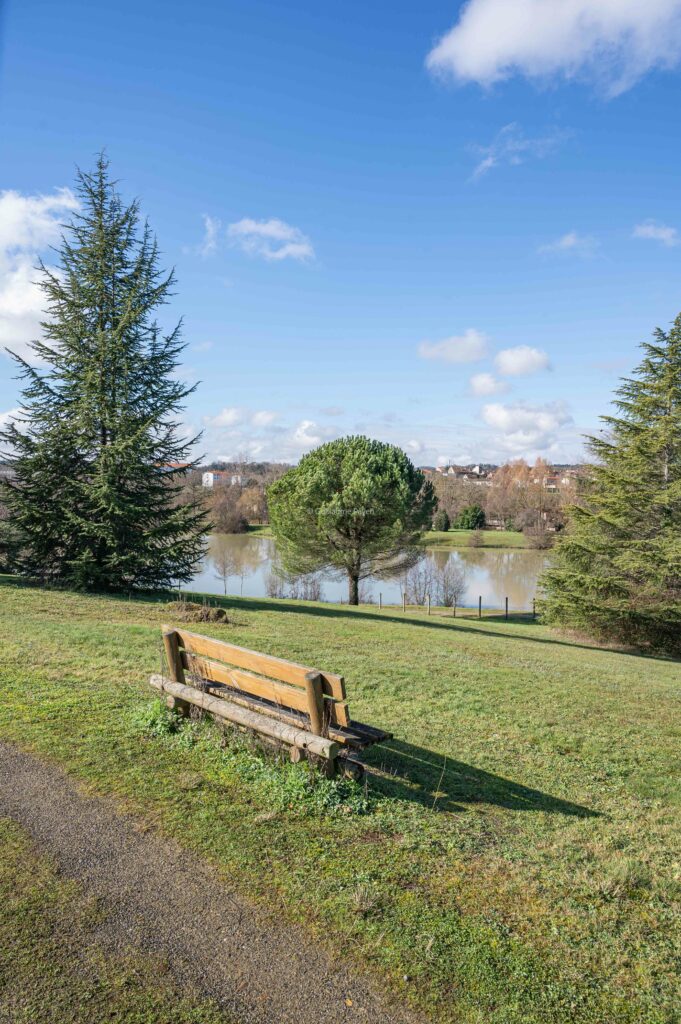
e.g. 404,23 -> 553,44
540,316 -> 681,656
0,155 -> 207,590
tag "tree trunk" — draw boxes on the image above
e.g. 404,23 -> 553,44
348,572 -> 359,605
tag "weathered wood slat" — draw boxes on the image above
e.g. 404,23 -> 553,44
200,683 -> 373,749
149,674 -> 339,760
165,624 -> 350,728
183,655 -> 311,713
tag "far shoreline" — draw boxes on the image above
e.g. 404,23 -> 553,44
246,524 -> 541,552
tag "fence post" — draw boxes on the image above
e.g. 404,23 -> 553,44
379,592 -> 382,610
403,593 -> 406,613
427,594 -> 431,616
478,595 -> 482,620
505,597 -> 508,621
452,601 -> 456,618
532,598 -> 536,621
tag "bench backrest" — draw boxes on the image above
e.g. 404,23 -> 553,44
161,625 -> 350,729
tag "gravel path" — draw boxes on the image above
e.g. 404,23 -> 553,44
0,742 -> 422,1024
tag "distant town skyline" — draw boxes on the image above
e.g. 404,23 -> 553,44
2,0 -> 680,466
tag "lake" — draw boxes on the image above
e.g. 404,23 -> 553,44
187,534 -> 549,611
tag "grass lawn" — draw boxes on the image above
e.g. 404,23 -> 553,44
0,816 -> 225,1023
248,523 -> 531,550
422,529 -> 530,549
0,578 -> 679,1023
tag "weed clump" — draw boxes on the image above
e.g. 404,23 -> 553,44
132,699 -> 371,816
165,599 -> 228,624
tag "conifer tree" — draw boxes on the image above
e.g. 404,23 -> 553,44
540,316 -> 681,656
0,155 -> 207,590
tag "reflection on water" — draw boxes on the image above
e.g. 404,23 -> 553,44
188,534 -> 548,610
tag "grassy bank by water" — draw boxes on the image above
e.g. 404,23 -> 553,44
248,523 -> 531,550
422,529 -> 530,549
0,579 -> 679,1023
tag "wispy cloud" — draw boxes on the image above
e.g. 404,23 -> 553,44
538,231 -> 599,258
469,372 -> 508,396
632,220 -> 679,247
227,218 -> 315,262
251,410 -> 277,427
418,328 -> 488,363
469,122 -> 567,180
494,345 -> 551,377
208,407 -> 243,428
198,215 -> 221,257
426,0 -> 681,97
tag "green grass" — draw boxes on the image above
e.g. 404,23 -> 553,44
0,578 -> 679,1023
246,523 -> 272,537
0,816 -> 227,1023
249,523 -> 529,549
422,528 -> 530,549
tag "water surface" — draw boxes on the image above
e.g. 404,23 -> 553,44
187,534 -> 547,611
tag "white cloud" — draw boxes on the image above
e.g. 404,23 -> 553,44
418,328 -> 488,363
208,407 -> 243,427
0,407 -> 22,430
469,372 -> 508,396
538,230 -> 599,257
494,345 -> 551,377
198,215 -> 221,257
469,122 -> 566,180
251,410 -> 277,427
632,220 -> 679,246
192,340 -> 214,353
482,400 -> 573,454
0,188 -> 79,362
292,420 -> 328,447
227,218 -> 314,262
426,0 -> 681,97
405,439 -> 425,454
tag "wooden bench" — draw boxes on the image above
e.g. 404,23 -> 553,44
149,626 -> 392,777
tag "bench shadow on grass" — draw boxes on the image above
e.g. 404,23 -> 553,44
362,738 -> 599,818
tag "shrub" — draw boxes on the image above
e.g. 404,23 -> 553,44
454,505 -> 486,530
432,509 -> 450,532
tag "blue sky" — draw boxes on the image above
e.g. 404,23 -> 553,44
1,0 -> 680,465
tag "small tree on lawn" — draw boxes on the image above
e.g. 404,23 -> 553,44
432,508 -> 450,532
267,436 -> 435,605
540,316 -> 681,656
0,155 -> 207,589
454,504 -> 486,530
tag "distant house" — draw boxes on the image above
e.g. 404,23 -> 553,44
436,464 -> 492,485
157,461 -> 192,473
0,465 -> 16,483
202,471 -> 242,489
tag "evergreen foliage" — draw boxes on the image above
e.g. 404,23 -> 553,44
432,508 -> 450,532
0,156 -> 207,590
267,436 -> 435,604
454,504 -> 486,530
540,316 -> 681,656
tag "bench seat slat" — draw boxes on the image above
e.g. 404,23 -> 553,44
202,682 -> 372,748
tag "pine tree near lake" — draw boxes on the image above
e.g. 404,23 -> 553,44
0,156 -> 208,590
267,436 -> 436,605
540,316 -> 681,656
